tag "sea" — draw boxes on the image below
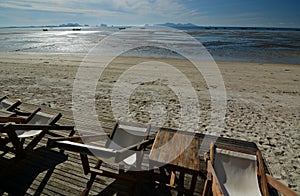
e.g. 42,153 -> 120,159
0,26 -> 300,64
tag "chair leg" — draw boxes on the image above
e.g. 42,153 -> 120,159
202,173 -> 212,196
119,164 -> 125,174
7,127 -> 24,156
132,172 -> 141,196
82,160 -> 103,196
20,138 -> 25,145
136,151 -> 142,171
80,154 -> 90,175
179,172 -> 185,191
189,172 -> 198,196
25,130 -> 47,150
149,161 -> 157,189
82,172 -> 97,196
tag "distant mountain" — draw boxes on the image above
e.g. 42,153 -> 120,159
1,23 -> 90,29
157,23 -> 199,28
59,23 -> 82,27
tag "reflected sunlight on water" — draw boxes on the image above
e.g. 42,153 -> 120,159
0,26 -> 299,64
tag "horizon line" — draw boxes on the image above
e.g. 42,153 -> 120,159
1,24 -> 300,30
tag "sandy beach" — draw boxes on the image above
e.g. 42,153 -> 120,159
0,52 -> 299,192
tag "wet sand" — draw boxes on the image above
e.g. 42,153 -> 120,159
0,52 -> 299,192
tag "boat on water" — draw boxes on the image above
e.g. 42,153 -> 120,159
72,28 -> 81,31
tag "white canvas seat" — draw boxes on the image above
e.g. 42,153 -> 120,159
214,148 -> 262,196
202,143 -> 298,196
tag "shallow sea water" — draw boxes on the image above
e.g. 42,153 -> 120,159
0,26 -> 299,64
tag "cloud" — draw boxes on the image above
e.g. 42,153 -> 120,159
0,0 -> 200,22
0,0 -> 121,16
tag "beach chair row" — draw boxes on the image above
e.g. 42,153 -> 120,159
0,96 -> 75,157
1,96 -> 297,196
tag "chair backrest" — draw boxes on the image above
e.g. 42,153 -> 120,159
107,122 -> 150,150
27,112 -> 52,124
14,112 -> 61,138
0,96 -> 7,103
0,96 -> 8,109
213,148 -> 262,196
0,98 -> 21,111
26,111 -> 61,125
106,121 -> 150,165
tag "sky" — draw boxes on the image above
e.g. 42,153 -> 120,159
0,0 -> 299,27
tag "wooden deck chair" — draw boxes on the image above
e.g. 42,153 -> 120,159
0,96 -> 22,116
202,144 -> 298,196
0,109 -> 74,157
47,121 -> 152,196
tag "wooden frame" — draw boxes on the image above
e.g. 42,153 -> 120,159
0,96 -> 7,103
0,96 -> 36,117
0,96 -> 22,113
0,109 -> 75,157
47,121 -> 152,196
202,143 -> 298,196
0,96 -> 22,117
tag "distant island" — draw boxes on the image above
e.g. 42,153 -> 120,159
157,22 -> 199,28
58,23 -> 89,27
2,23 -> 89,29
154,23 -> 300,31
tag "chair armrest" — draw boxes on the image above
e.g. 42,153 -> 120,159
138,138 -> 154,150
6,100 -> 22,111
48,134 -> 109,144
118,139 -> 154,153
14,110 -> 32,116
3,123 -> 53,131
4,123 -> 75,136
48,140 -> 117,159
50,125 -> 75,130
266,174 -> 298,196
48,125 -> 76,136
0,117 -> 26,123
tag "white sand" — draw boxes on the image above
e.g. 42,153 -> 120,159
0,52 -> 299,192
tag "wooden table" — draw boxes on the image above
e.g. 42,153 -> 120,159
149,129 -> 202,195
